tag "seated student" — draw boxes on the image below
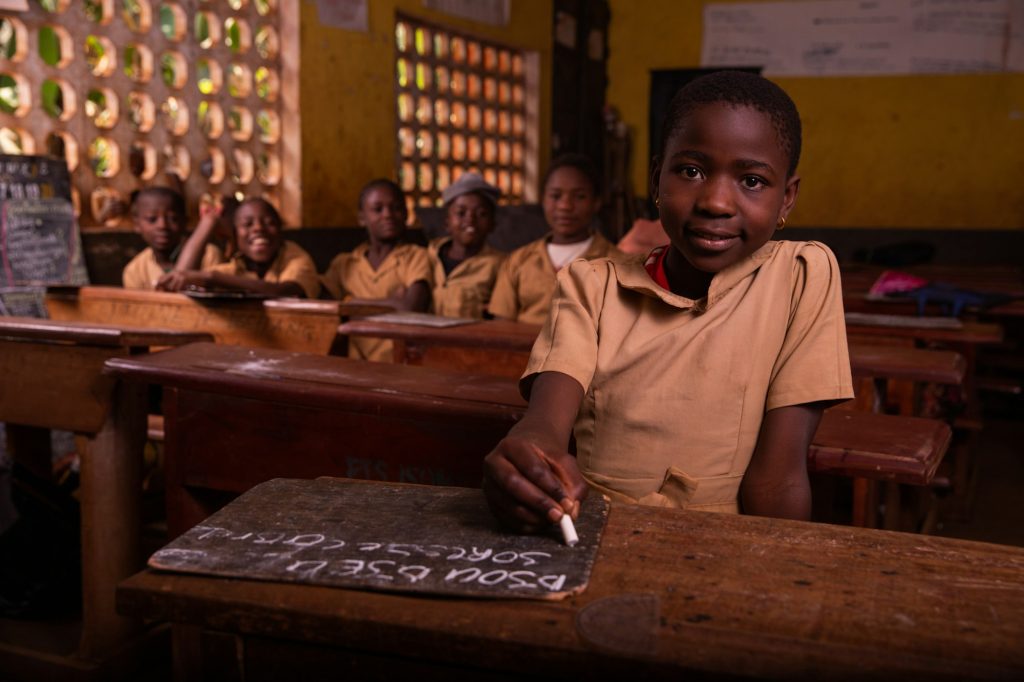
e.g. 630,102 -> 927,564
428,173 -> 506,318
488,154 -> 621,325
482,71 -> 854,531
158,197 -> 320,298
122,186 -> 222,290
322,179 -> 432,361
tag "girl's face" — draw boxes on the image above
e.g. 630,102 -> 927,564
542,166 -> 600,243
133,194 -> 184,254
234,201 -> 283,264
360,186 -> 407,244
652,102 -> 799,275
446,192 -> 494,249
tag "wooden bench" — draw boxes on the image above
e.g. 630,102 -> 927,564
845,312 -> 1005,523
105,343 -> 951,538
0,317 -> 211,674
45,285 -> 389,354
116,478 -> 1024,681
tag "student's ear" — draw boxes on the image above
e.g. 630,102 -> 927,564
779,174 -> 801,222
649,155 -> 663,207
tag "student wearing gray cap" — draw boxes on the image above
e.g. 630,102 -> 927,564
428,172 -> 506,318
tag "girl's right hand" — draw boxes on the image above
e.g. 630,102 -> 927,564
482,434 -> 587,532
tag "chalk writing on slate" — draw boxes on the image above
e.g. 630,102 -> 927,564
150,478 -> 609,600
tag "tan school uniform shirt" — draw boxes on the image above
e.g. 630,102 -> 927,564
322,242 -> 433,362
427,237 -> 505,318
523,240 -> 854,514
122,244 -> 223,290
488,232 -> 621,325
209,240 -> 321,299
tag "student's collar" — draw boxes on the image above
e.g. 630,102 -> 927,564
613,241 -> 780,312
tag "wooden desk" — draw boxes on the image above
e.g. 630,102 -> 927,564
46,286 -> 388,354
105,343 -> 951,537
105,342 -> 524,537
117,482 -> 1024,680
340,317 -> 972,388
0,317 -> 211,670
843,264 -> 1024,318
337,318 -> 539,378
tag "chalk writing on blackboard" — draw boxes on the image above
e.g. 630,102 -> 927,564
1,199 -> 87,286
0,155 -> 86,317
150,478 -> 609,600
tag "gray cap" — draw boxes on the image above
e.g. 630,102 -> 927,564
441,172 -> 501,206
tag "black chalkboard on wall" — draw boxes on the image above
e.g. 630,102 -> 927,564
150,477 -> 610,601
0,155 -> 88,316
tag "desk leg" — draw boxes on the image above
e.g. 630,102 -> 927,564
76,380 -> 147,661
851,478 -> 877,528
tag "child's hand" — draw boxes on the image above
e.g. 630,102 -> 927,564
198,198 -> 223,222
482,434 -> 587,532
156,270 -> 209,292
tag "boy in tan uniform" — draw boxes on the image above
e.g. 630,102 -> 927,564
122,187 -> 222,290
322,179 -> 432,361
483,71 -> 853,529
428,173 -> 505,318
488,154 -> 621,325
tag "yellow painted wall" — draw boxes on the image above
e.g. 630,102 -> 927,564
607,0 -> 1024,229
299,0 -> 552,227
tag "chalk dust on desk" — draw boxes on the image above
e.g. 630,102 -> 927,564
223,357 -> 288,379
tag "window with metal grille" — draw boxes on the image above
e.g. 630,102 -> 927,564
394,14 -> 530,209
0,0 -> 297,228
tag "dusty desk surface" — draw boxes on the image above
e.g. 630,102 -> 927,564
104,340 -> 526,413
119,487 -> 1024,680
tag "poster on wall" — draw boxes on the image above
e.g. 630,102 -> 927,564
0,155 -> 88,317
701,0 -> 1021,76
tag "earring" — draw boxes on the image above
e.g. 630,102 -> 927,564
655,197 -> 661,208
776,216 -> 786,230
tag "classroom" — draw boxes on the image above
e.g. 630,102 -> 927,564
1,0 -> 1023,679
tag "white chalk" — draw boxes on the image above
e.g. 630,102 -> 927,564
559,514 -> 579,547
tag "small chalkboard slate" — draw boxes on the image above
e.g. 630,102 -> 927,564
150,478 -> 609,601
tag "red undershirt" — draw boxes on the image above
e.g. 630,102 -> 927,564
643,245 -> 671,291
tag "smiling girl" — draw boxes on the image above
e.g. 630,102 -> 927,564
482,71 -> 853,530
158,197 -> 320,298
487,154 -> 621,325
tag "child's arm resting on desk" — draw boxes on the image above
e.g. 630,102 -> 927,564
740,401 -> 828,521
158,270 -> 306,298
482,371 -> 588,531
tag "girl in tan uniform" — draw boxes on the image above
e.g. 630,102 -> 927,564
322,179 -> 432,361
428,173 -> 505,318
157,197 -> 320,298
488,154 -> 621,325
483,71 -> 853,529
